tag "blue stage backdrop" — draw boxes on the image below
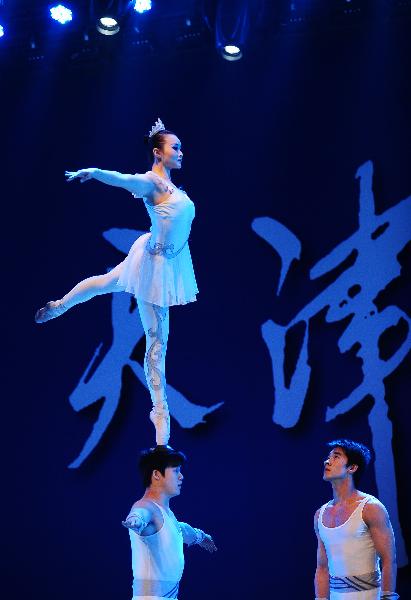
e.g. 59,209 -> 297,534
3,10 -> 411,600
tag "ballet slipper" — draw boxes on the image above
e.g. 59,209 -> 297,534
150,405 -> 170,446
35,300 -> 68,323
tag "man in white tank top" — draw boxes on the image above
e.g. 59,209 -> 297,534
314,439 -> 399,600
122,446 -> 217,600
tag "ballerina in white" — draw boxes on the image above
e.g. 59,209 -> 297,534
35,119 -> 198,448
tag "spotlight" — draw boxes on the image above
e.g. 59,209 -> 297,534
214,0 -> 251,62
50,4 -> 73,25
96,16 -> 120,35
133,0 -> 152,14
222,44 -> 242,60
91,1 -> 132,36
0,25 -> 4,38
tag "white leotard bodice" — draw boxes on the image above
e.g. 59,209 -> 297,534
143,184 -> 195,257
120,176 -> 198,307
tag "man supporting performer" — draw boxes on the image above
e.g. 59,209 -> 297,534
122,446 -> 217,600
314,439 -> 399,600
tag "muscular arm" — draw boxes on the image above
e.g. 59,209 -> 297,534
363,501 -> 397,593
179,522 -> 217,552
314,509 -> 329,599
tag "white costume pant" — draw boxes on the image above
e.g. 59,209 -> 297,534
58,265 -> 171,445
137,299 -> 170,446
132,596 -> 177,600
330,591 -> 380,600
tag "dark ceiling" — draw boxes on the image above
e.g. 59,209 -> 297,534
1,0 -> 410,67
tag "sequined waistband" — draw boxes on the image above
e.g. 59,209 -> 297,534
146,238 -> 188,259
329,571 -> 381,593
132,579 -> 180,598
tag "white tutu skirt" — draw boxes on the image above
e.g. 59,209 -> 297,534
117,232 -> 198,308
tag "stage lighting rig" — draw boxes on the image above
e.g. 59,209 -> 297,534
215,0 -> 249,61
133,0 -> 151,14
97,16 -> 120,35
203,0 -> 263,61
50,4 -> 73,25
0,0 -> 5,39
221,43 -> 241,60
91,0 -> 133,36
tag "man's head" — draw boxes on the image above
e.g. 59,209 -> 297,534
323,439 -> 371,486
139,446 -> 187,497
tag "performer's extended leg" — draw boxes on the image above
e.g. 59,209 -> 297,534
35,263 -> 124,323
137,299 -> 170,446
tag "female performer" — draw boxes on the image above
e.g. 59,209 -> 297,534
35,119 -> 198,448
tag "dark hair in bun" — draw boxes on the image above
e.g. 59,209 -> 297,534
144,129 -> 177,165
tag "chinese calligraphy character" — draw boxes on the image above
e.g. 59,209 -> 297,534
252,161 -> 410,566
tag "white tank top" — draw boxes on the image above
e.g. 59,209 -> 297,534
129,501 -> 184,598
318,494 -> 380,577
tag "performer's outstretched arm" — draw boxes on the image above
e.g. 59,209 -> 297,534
65,168 -> 169,197
179,521 -> 217,552
122,505 -> 154,535
314,510 -> 329,600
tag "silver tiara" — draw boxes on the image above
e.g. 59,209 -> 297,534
148,118 -> 165,138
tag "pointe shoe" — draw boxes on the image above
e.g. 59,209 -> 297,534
35,300 -> 68,323
150,407 -> 170,447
